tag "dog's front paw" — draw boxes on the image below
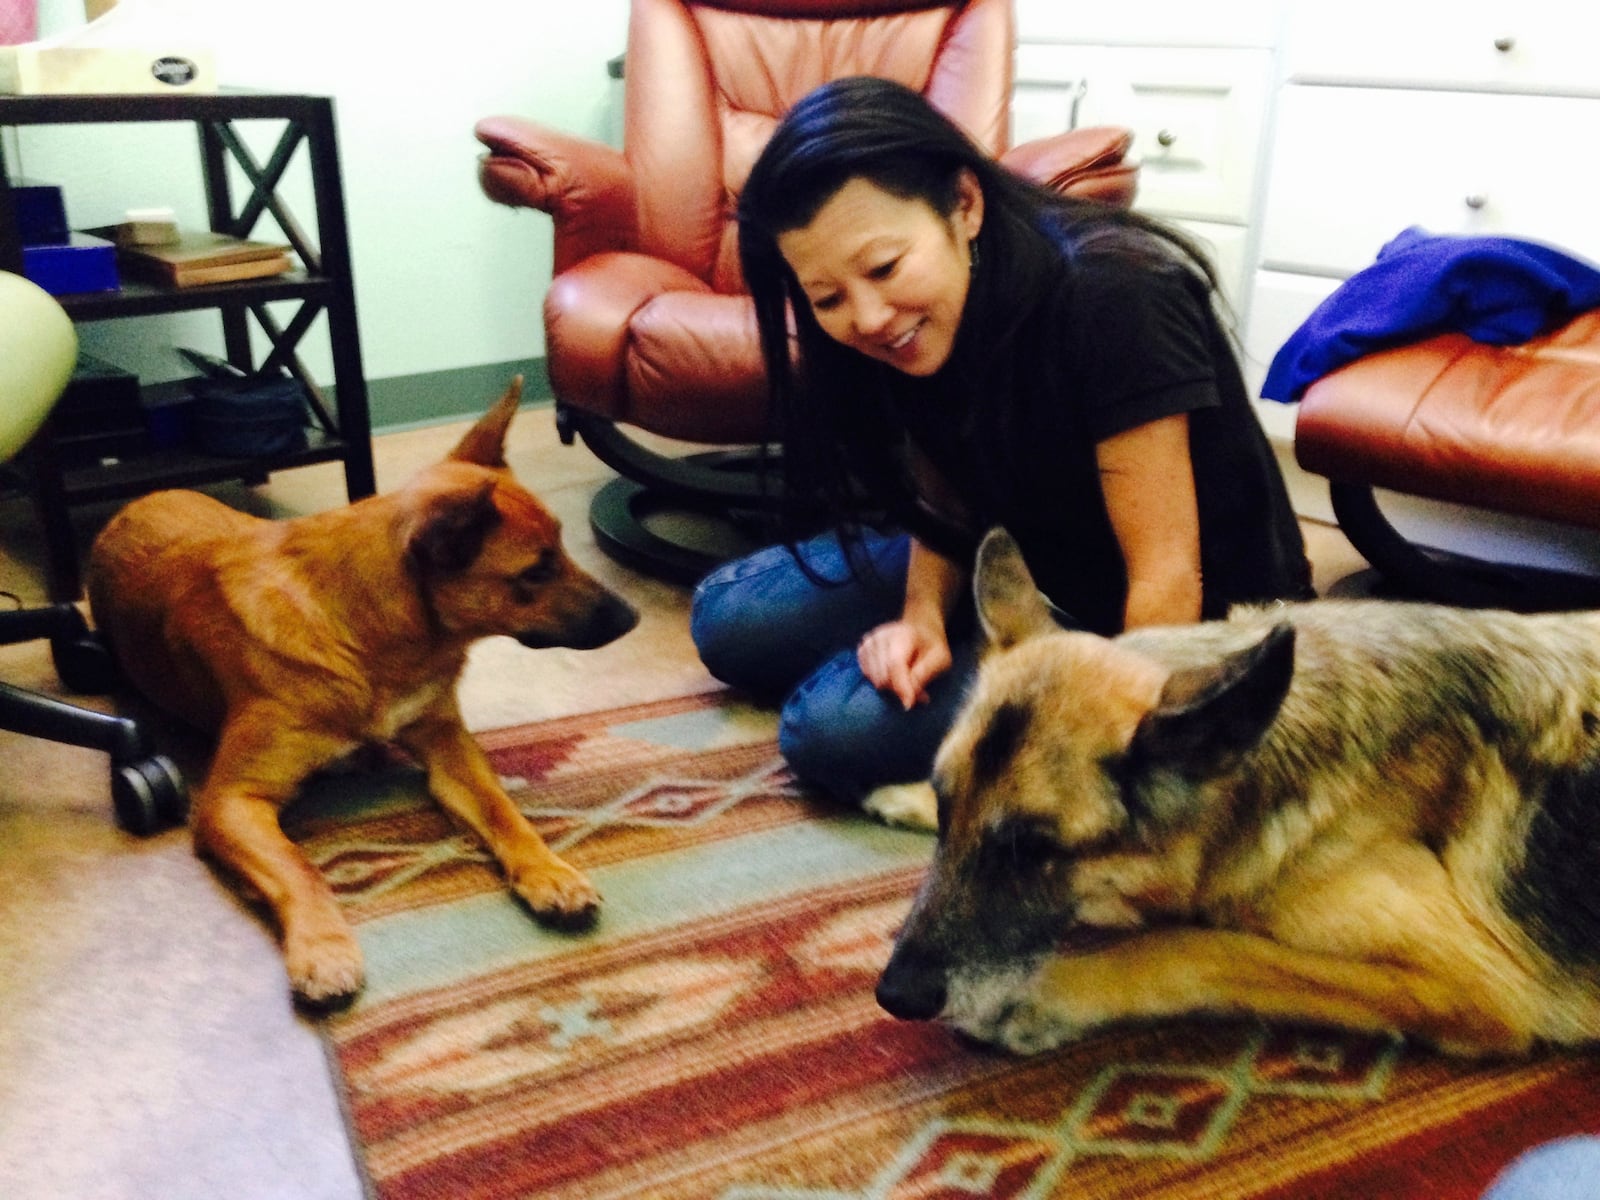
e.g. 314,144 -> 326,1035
862,781 -> 938,831
945,967 -> 1082,1056
985,998 -> 1083,1056
513,860 -> 601,931
954,998 -> 1082,1056
285,925 -> 365,1010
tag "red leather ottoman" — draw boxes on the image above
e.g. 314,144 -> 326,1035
1294,309 -> 1600,607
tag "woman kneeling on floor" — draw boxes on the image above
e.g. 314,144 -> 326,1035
691,76 -> 1312,825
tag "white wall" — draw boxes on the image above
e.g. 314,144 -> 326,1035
14,0 -> 629,387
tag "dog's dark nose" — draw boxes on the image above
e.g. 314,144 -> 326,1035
875,948 -> 947,1021
517,592 -> 639,650
574,593 -> 639,648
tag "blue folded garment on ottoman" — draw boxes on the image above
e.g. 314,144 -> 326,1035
1261,226 -> 1600,402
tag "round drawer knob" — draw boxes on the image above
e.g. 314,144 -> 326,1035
1493,35 -> 1515,52
1464,193 -> 1488,210
1155,129 -> 1176,148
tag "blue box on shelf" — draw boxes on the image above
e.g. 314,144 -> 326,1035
13,178 -> 70,245
21,232 -> 120,297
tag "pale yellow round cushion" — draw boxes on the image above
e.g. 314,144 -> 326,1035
0,270 -> 79,462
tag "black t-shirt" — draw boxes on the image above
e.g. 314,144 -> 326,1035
893,248 -> 1313,635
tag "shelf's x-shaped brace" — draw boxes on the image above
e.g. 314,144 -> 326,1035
209,119 -> 320,270
249,299 -> 336,435
200,118 -> 338,435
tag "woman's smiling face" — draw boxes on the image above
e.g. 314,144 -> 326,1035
778,171 -> 983,377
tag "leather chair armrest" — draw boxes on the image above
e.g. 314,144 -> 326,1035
544,252 -> 713,415
1002,125 -> 1139,207
475,116 -> 640,274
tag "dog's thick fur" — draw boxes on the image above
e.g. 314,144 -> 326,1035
877,528 -> 1600,1057
86,379 -> 637,1007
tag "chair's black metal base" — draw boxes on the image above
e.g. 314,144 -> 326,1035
559,404 -> 790,587
0,603 -> 188,835
1328,482 -> 1600,612
587,471 -> 782,587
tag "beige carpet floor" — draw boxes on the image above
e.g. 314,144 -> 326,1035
0,403 -> 1368,1200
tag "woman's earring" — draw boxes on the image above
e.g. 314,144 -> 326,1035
969,239 -> 980,270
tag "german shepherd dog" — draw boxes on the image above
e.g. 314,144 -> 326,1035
876,528 -> 1600,1057
87,379 -> 638,1008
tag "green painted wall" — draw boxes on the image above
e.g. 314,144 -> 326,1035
359,359 -> 554,432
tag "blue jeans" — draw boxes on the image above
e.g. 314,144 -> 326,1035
1481,1137 -> 1600,1199
690,529 -> 982,802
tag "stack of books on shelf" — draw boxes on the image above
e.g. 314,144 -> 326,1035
84,225 -> 295,288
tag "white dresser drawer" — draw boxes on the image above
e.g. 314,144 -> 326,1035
1014,44 -> 1271,224
1259,86 -> 1600,276
1284,1 -> 1600,95
1015,0 -> 1282,47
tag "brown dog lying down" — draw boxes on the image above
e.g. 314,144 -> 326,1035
86,378 -> 637,1007
877,527 -> 1600,1058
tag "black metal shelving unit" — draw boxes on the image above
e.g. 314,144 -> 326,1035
0,91 -> 375,600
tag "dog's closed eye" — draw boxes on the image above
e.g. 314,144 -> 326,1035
515,556 -> 560,586
984,817 -> 1065,875
508,556 -> 562,603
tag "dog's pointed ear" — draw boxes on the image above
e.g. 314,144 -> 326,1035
447,376 -> 523,468
974,528 -> 1058,651
403,479 -> 502,577
1128,622 -> 1295,775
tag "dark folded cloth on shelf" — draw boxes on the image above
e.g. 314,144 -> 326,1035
189,373 -> 310,457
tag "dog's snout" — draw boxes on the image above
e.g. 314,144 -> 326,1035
516,589 -> 639,650
876,948 -> 948,1022
572,592 -> 640,649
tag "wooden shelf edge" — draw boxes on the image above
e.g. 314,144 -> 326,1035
60,431 -> 352,505
57,271 -> 332,319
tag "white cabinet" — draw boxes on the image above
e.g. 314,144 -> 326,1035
1012,7 -> 1281,316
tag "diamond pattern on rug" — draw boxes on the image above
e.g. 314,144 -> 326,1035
539,756 -> 801,852
480,691 -> 776,787
355,955 -> 765,1099
1249,1027 -> 1400,1099
1072,1063 -> 1244,1157
727,1026 -> 1402,1199
317,835 -> 490,902
885,1125 -> 1062,1200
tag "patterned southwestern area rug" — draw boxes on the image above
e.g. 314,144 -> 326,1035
295,691 -> 1600,1200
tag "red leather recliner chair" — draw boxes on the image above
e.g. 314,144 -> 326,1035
476,0 -> 1138,584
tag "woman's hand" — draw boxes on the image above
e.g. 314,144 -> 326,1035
857,617 -> 953,711
858,535 -> 965,710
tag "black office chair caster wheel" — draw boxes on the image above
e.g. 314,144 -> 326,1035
52,632 -> 120,694
112,755 -> 188,836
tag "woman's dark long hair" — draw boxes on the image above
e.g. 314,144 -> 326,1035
737,75 -> 1221,576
